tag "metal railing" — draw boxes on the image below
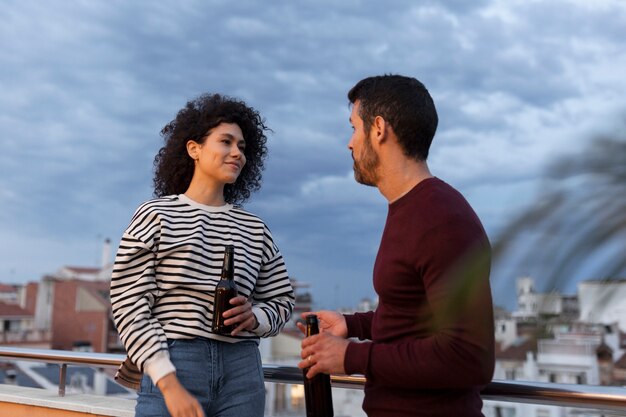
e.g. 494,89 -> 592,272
1,347 -> 626,412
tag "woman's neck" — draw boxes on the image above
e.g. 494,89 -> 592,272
184,180 -> 226,206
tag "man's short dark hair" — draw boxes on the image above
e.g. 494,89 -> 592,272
348,75 -> 438,161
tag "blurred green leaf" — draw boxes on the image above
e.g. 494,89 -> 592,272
494,124 -> 626,293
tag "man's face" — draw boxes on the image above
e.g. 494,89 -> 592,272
348,101 -> 379,186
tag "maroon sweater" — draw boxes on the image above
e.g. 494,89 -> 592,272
344,178 -> 495,417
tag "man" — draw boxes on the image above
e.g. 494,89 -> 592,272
298,75 -> 495,417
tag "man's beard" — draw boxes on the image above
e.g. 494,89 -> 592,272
353,136 -> 379,187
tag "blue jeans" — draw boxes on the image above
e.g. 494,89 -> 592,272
135,338 -> 265,417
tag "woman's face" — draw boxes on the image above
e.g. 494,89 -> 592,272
190,123 -> 246,187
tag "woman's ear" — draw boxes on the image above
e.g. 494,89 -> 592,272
186,140 -> 199,161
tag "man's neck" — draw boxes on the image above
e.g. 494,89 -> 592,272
377,159 -> 433,204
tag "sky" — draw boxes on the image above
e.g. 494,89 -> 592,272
1,0 -> 625,311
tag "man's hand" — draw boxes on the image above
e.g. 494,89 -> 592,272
298,332 -> 349,378
222,296 -> 258,335
157,373 -> 204,417
296,310 -> 348,338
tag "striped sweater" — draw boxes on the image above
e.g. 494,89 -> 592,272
110,194 -> 295,385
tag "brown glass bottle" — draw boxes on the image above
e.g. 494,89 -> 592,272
212,245 -> 238,335
303,314 -> 334,417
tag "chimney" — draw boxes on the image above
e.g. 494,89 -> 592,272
101,238 -> 111,268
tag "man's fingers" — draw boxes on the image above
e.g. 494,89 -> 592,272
300,333 -> 320,349
300,347 -> 311,360
306,363 -> 322,379
297,357 -> 319,378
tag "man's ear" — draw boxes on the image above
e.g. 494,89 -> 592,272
186,140 -> 199,160
373,116 -> 389,144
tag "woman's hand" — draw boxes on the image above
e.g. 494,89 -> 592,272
222,296 -> 259,335
157,373 -> 204,417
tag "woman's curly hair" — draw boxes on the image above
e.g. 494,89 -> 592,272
153,93 -> 269,205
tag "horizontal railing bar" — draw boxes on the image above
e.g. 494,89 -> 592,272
262,365 -> 365,389
1,347 -> 626,411
481,380 -> 626,412
0,346 -> 125,367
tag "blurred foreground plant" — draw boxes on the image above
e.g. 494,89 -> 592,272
493,127 -> 626,291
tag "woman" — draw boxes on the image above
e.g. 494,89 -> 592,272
110,93 -> 295,417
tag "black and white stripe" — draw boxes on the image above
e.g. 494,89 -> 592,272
110,194 -> 295,371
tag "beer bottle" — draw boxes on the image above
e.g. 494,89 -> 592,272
212,245 -> 238,334
303,314 -> 334,417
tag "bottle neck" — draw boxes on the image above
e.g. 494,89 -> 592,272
306,316 -> 320,337
221,247 -> 235,280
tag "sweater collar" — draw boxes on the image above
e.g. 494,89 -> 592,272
177,194 -> 233,212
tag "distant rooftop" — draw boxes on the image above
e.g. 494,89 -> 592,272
0,302 -> 32,318
496,336 -> 537,361
0,284 -> 17,293
62,266 -> 102,275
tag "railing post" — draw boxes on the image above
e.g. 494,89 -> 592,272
59,363 -> 67,397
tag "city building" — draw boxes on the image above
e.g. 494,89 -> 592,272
0,280 -> 49,348
512,276 -> 579,321
0,301 -> 50,348
0,284 -> 19,304
578,279 -> 626,331
485,276 -> 626,417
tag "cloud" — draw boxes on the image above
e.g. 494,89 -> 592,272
1,0 -> 625,310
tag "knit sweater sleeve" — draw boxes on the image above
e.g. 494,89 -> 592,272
344,220 -> 495,389
109,207 -> 174,384
250,227 -> 295,337
344,311 -> 374,340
